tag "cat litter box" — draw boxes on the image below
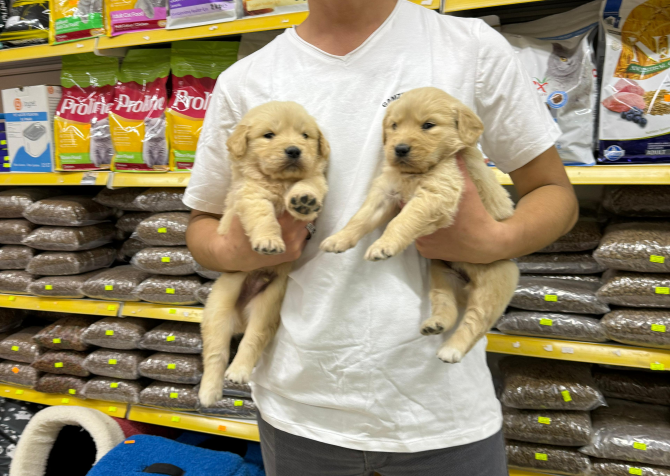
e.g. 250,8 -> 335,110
22,123 -> 48,158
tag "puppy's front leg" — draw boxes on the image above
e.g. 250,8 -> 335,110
237,189 -> 284,255
285,175 -> 328,222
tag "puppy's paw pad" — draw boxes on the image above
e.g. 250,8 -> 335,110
224,366 -> 251,385
437,347 -> 464,364
251,237 -> 286,255
198,387 -> 223,407
288,192 -> 321,217
420,321 -> 445,336
364,242 -> 398,261
320,234 -> 355,254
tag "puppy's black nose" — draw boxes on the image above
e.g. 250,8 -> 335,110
285,146 -> 301,160
395,144 -> 411,158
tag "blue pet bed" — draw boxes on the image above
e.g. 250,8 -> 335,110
87,434 -> 265,476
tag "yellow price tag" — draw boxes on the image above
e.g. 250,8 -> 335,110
109,406 -> 117,412
53,338 -> 61,344
105,285 -> 114,291
169,392 -> 179,399
561,390 -> 572,402
168,309 -> 176,314
652,324 -> 666,333
629,468 -> 643,475
106,330 -> 114,336
7,296 -> 15,301
634,442 -> 647,451
55,362 -> 63,368
167,364 -> 176,370
44,285 -> 53,290
107,305 -> 116,311
166,288 -> 175,294
650,255 -> 666,264
110,383 -> 119,388
61,398 -> 69,404
538,417 -> 551,425
656,287 -> 670,294
158,228 -> 167,233
15,390 -> 23,395
535,453 -> 548,461
544,295 -> 558,302
171,416 -> 180,422
108,359 -> 117,365
68,389 -> 76,395
651,362 -> 665,371
234,400 -> 244,407
10,346 -> 18,351
539,318 -> 553,326
167,336 -> 175,342
161,257 -> 171,263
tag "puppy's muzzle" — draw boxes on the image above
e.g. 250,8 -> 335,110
285,146 -> 302,161
394,143 -> 411,163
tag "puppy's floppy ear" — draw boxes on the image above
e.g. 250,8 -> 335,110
457,106 -> 484,147
317,127 -> 331,161
226,124 -> 249,161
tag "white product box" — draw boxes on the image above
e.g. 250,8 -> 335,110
1,85 -> 62,172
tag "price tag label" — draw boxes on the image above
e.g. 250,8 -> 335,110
11,367 -> 19,374
166,288 -> 175,294
158,228 -> 167,234
650,255 -> 666,264
61,398 -> 69,404
14,389 -> 23,395
561,390 -> 572,402
168,309 -> 176,314
68,389 -> 76,395
107,305 -> 116,311
44,285 -> 53,290
169,392 -> 179,399
629,468 -> 643,475
167,336 -> 175,342
538,417 -> 551,425
655,287 -> 670,294
10,346 -> 19,351
106,330 -> 114,336
105,285 -> 113,291
234,400 -> 244,407
55,362 -> 63,368
8,296 -> 15,301
535,453 -> 548,461
544,295 -> 558,302
171,416 -> 180,422
161,257 -> 171,263
167,364 -> 176,370
108,359 -> 117,365
651,362 -> 665,371
110,382 -> 119,388
539,318 -> 553,326
53,338 -> 61,344
633,442 -> 647,451
652,324 -> 666,333
109,406 -> 117,412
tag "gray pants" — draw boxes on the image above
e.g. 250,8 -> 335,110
258,415 -> 509,476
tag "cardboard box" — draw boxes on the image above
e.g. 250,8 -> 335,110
1,85 -> 62,172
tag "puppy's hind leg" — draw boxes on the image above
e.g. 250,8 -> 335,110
437,260 -> 519,363
421,260 -> 463,336
199,272 -> 248,407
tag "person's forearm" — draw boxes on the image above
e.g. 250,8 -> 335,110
186,211 -> 234,272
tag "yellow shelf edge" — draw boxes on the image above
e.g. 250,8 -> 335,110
0,172 -> 110,186
495,165 -> 670,186
486,333 -> 670,370
0,294 -> 120,316
111,172 -> 191,188
0,39 -> 97,64
508,470 -> 551,476
442,0 -> 545,12
121,302 -> 203,323
128,405 -> 259,442
0,384 -> 127,417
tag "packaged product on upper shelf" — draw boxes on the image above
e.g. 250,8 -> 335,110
94,188 -> 148,211
0,189 -> 59,218
0,360 -> 42,387
195,280 -> 212,304
132,188 -> 189,212
105,0 -> 167,36
116,237 -> 150,262
139,381 -> 198,410
133,274 -> 202,305
138,352 -> 203,384
597,270 -> 670,307
593,222 -> 670,273
166,0 -> 235,29
32,349 -> 91,377
134,212 -> 189,246
115,213 -> 153,233
594,366 -> 670,405
0,327 -> 45,363
50,0 -> 105,44
131,246 -> 196,275
27,270 -> 105,298
0,245 -> 35,269
506,440 -> 592,476
598,0 -> 670,163
22,224 -> 117,251
139,321 -> 202,354
26,247 -> 116,275
502,407 -> 593,446
34,374 -> 88,397
197,395 -> 257,418
33,315 -> 99,351
83,348 -> 150,380
601,309 -> 670,349
240,0 -> 306,18
510,276 -> 610,314
82,376 -> 147,404
495,310 -> 607,342
194,262 -> 220,280
22,196 -> 114,227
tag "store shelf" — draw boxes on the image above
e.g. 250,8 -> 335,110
110,172 -> 190,188
0,172 -> 109,186
121,302 -> 203,323
0,39 -> 97,64
487,333 -> 670,371
0,384 -> 128,417
442,0 -> 544,12
495,165 -> 670,186
508,471 -> 549,476
0,294 -> 120,316
127,405 -> 259,441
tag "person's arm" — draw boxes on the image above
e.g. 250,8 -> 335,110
186,210 -> 311,273
415,146 -> 578,264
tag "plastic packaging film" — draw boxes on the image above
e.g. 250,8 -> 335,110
132,188 -> 189,212
32,315 -> 99,351
138,352 -> 203,384
27,270 -> 105,298
94,188 -> 148,212
591,458 -> 670,476
515,252 -> 606,275
195,281 -> 213,305
34,374 -> 88,397
0,189 -> 59,218
82,317 -> 157,350
510,276 -> 610,314
197,395 -> 257,418
22,196 -> 114,226
133,275 -> 202,305
537,220 -> 602,253
115,212 -> 154,233
597,270 -> 670,308
80,266 -> 152,301
496,310 -> 607,342
0,270 -> 37,294
603,186 -> 670,217
26,247 -> 116,275
601,309 -> 670,349
0,245 -> 36,270
139,381 -> 199,410
22,224 -> 116,251
506,440 -> 592,476
0,327 -> 44,363
135,212 -> 189,246
502,407 -> 592,446
221,379 -> 252,399
82,376 -> 148,404
32,350 -> 91,377
594,222 -> 670,273
131,246 -> 196,275
194,262 -> 221,280
139,321 -> 202,354
117,238 -> 151,262
0,361 -> 42,388
0,219 -> 37,244
515,274 -> 603,284
594,367 -> 670,405
83,349 -> 150,380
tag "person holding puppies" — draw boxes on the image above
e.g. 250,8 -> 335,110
185,0 -> 578,474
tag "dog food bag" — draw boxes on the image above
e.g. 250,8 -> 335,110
0,327 -> 44,363
83,349 -> 150,380
0,189 -> 60,219
592,459 -> 670,476
221,379 -> 252,399
166,41 -> 238,170
603,185 -> 670,217
134,212 -> 189,246
599,0 -> 670,163
132,188 -> 189,212
594,367 -> 670,405
516,252 -> 606,275
0,270 -> 37,294
0,0 -> 49,45
510,276 -> 609,314
105,0 -> 167,36
240,0 -> 306,18
80,265 -> 152,301
94,188 -> 147,211
82,376 -> 146,403
54,54 -> 119,171
139,321 -> 202,354
27,271 -> 105,298
50,0 -> 105,43
581,399 -> 670,466
139,381 -> 198,410
0,245 -> 35,269
33,315 -> 99,351
503,407 -> 592,446
198,396 -> 257,418
0,361 -> 42,387
133,274 -> 201,304
538,220 -> 603,253
500,356 -> 606,411
110,49 -> 170,172
138,352 -> 202,384
0,219 -> 37,244
116,212 -> 153,233
131,246 -> 196,275
194,262 -> 220,280
166,0 -> 234,29
501,1 -> 599,166
595,222 -> 670,272
523,274 -> 603,284
34,374 -> 88,397
116,237 -> 150,262
506,440 -> 592,476
23,196 -> 114,226
195,280 -> 212,305
597,270 -> 670,308
601,309 -> 670,349
32,350 -> 91,377
26,247 -> 115,275
82,316 -> 155,350
22,224 -> 116,251
496,310 -> 607,342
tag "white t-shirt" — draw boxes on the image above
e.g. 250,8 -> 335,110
184,0 -> 560,453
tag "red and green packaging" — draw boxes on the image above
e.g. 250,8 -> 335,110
50,0 -> 105,44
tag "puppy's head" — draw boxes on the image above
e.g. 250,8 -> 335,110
382,87 -> 483,174
227,101 -> 329,180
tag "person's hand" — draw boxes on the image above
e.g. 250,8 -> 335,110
414,157 -> 512,264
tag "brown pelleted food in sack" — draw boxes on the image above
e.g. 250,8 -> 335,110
516,253 -> 606,275
83,349 -> 150,380
26,247 -> 116,275
221,379 -> 252,399
32,350 -> 91,377
115,212 -> 153,233
510,276 -> 609,314
603,186 -> 670,217
0,188 -> 59,218
537,220 -> 602,253
0,361 -> 42,387
601,309 -> 670,349
80,266 -> 152,301
197,396 -> 257,419
0,219 -> 37,244
131,247 -> 196,275
0,271 -> 37,294
0,245 -> 36,269
138,352 -> 203,384
117,238 -> 150,262
133,275 -> 202,305
0,309 -> 24,333
194,262 -> 220,280
594,222 -> 670,273
34,374 -> 88,397
27,270 -> 105,298
597,271 -> 670,308
502,407 -> 592,446
33,315 -> 99,351
523,274 -> 603,284
82,317 -> 156,350
135,212 -> 189,246
139,381 -> 198,410
580,399 -> 670,466
0,327 -> 44,363
592,458 -> 670,476
506,440 -> 591,476
93,188 -> 147,211
594,367 -> 670,405
82,376 -> 147,404
22,224 -> 116,251
496,310 -> 607,342
132,188 -> 189,212
23,196 -> 114,226
500,356 -> 606,411
139,321 -> 202,354
195,281 -> 213,305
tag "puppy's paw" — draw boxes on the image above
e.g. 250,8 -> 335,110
437,346 -> 464,364
320,232 -> 357,254
198,384 -> 223,408
420,318 -> 446,336
364,239 -> 402,262
250,236 -> 286,255
224,364 -> 251,385
287,191 -> 322,220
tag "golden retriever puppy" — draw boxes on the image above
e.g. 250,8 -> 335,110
320,87 -> 518,363
199,101 -> 329,407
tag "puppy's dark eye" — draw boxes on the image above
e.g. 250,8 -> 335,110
392,123 -> 397,130
264,132 -> 275,139
302,133 -> 309,139
422,122 -> 436,130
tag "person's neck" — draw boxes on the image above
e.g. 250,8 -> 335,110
296,0 -> 398,56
